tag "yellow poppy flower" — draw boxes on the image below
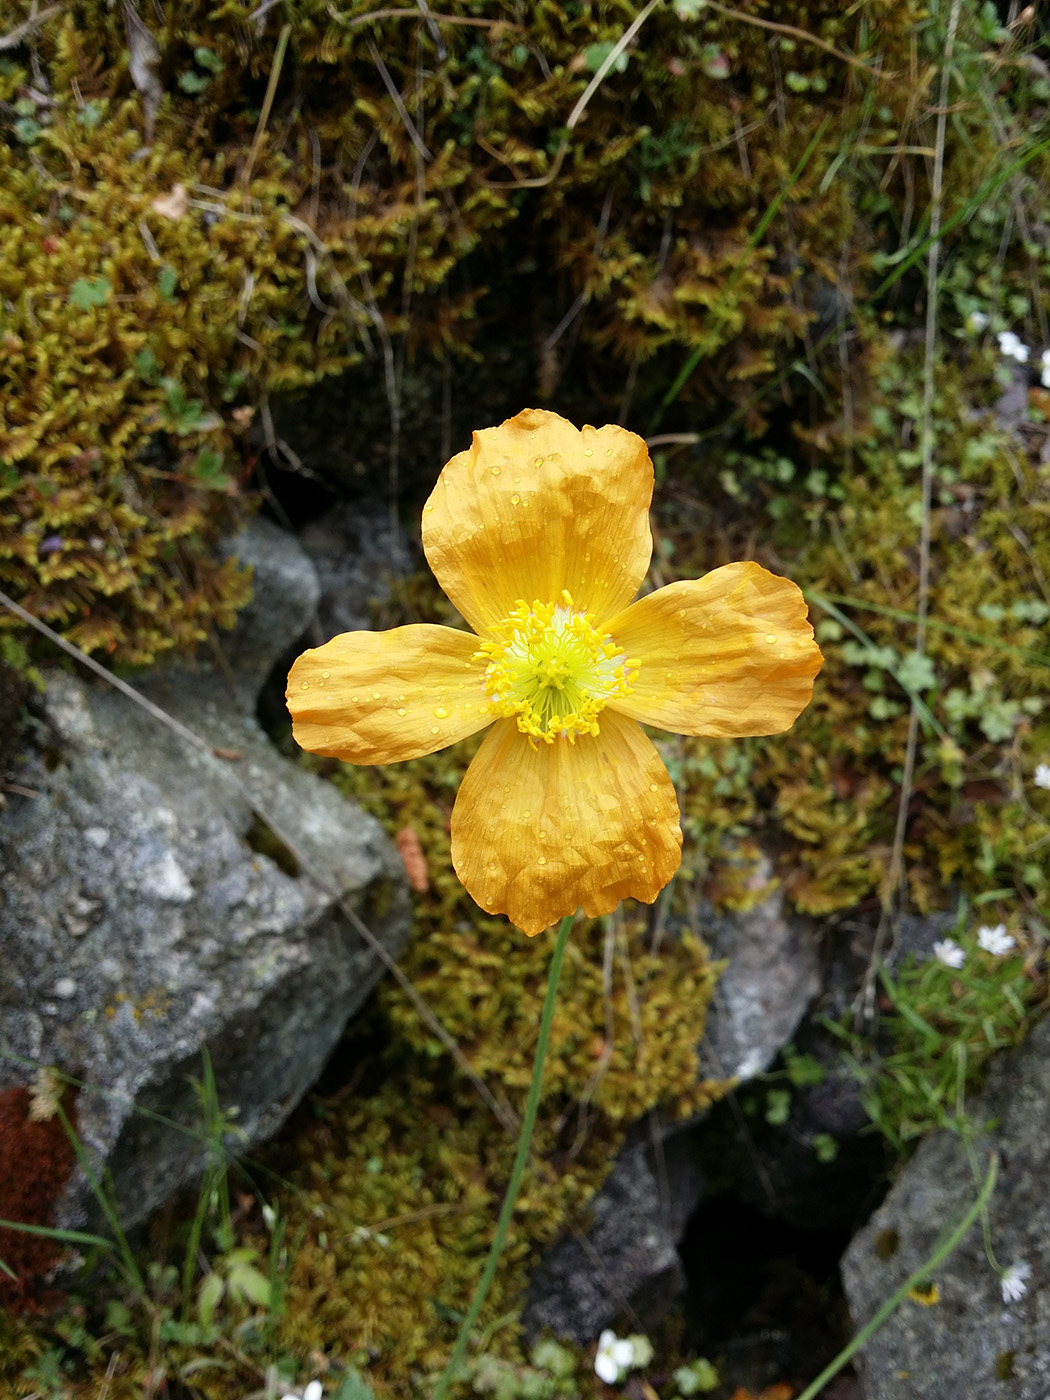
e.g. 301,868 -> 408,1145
287,409 -> 822,935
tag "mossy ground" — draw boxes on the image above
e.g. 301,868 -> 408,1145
3,0 -> 1050,1396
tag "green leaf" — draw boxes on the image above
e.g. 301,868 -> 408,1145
191,449 -> 230,487
197,1270 -> 225,1329
14,116 -> 42,144
227,1260 -> 271,1308
134,347 -> 159,380
813,1133 -> 839,1163
158,266 -> 178,301
334,1369 -> 378,1400
895,652 -> 937,692
584,41 -> 629,75
69,276 -> 112,310
178,70 -> 211,94
765,1088 -> 791,1125
194,46 -> 224,73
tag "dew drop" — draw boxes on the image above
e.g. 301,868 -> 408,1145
431,725 -> 440,734
488,862 -> 497,872
372,691 -> 381,700
534,456 -> 543,467
522,809 -> 531,820
397,707 -> 407,716
606,448 -> 613,456
434,706 -> 449,718
538,829 -> 546,840
766,633 -> 777,644
538,855 -> 547,865
491,465 -> 500,475
583,448 -> 593,457
514,475 -> 521,483
511,494 -> 520,505
300,681 -> 309,689
649,783 -> 658,791
351,695 -> 359,703
321,670 -> 330,679
486,895 -> 494,905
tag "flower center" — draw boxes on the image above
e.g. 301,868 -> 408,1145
476,592 -> 637,743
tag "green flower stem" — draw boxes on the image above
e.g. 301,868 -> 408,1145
432,911 -> 575,1400
794,1151 -> 998,1400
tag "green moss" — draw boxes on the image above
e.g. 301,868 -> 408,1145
1,0 -> 940,665
254,739 -> 725,1395
661,350 -> 1050,929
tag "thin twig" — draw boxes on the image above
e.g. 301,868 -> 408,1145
0,2 -> 63,51
702,0 -> 893,77
367,38 -> 432,162
859,0 -> 963,1024
241,23 -> 291,188
482,0 -> 662,191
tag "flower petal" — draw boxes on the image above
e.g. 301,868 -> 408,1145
287,625 -> 490,763
450,711 -> 682,935
422,408 -> 653,634
605,562 -> 822,736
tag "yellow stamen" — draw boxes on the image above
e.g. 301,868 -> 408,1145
475,591 -> 636,743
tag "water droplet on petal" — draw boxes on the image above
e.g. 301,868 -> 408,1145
486,895 -> 494,904
583,448 -> 593,457
766,633 -> 777,644
538,855 -> 547,865
491,465 -> 500,475
649,783 -> 658,791
534,456 -> 543,467
511,494 -> 520,505
321,670 -> 330,679
431,725 -> 440,734
300,681 -> 309,689
397,707 -> 407,716
434,706 -> 449,718
372,691 -> 381,700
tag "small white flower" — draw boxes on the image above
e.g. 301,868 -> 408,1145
933,938 -> 966,969
1001,1261 -> 1031,1304
997,330 -> 1030,364
595,1330 -> 635,1384
281,1383 -> 322,1400
1034,762 -> 1050,791
977,924 -> 1015,956
966,310 -> 989,334
1041,348 -> 1050,390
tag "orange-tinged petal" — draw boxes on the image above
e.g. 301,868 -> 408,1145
451,711 -> 682,936
286,625 -> 490,763
422,408 -> 653,635
605,562 -> 823,737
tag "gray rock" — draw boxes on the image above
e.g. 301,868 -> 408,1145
524,1131 -> 705,1342
699,865 -> 822,1082
525,871 -> 821,1341
0,521 -> 410,1233
299,501 -> 416,641
219,515 -> 322,706
841,1017 -> 1050,1400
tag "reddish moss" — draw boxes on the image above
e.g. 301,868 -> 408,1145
0,1085 -> 77,1313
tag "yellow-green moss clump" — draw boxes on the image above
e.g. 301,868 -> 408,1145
656,350 -> 1050,931
2,0 -> 937,664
